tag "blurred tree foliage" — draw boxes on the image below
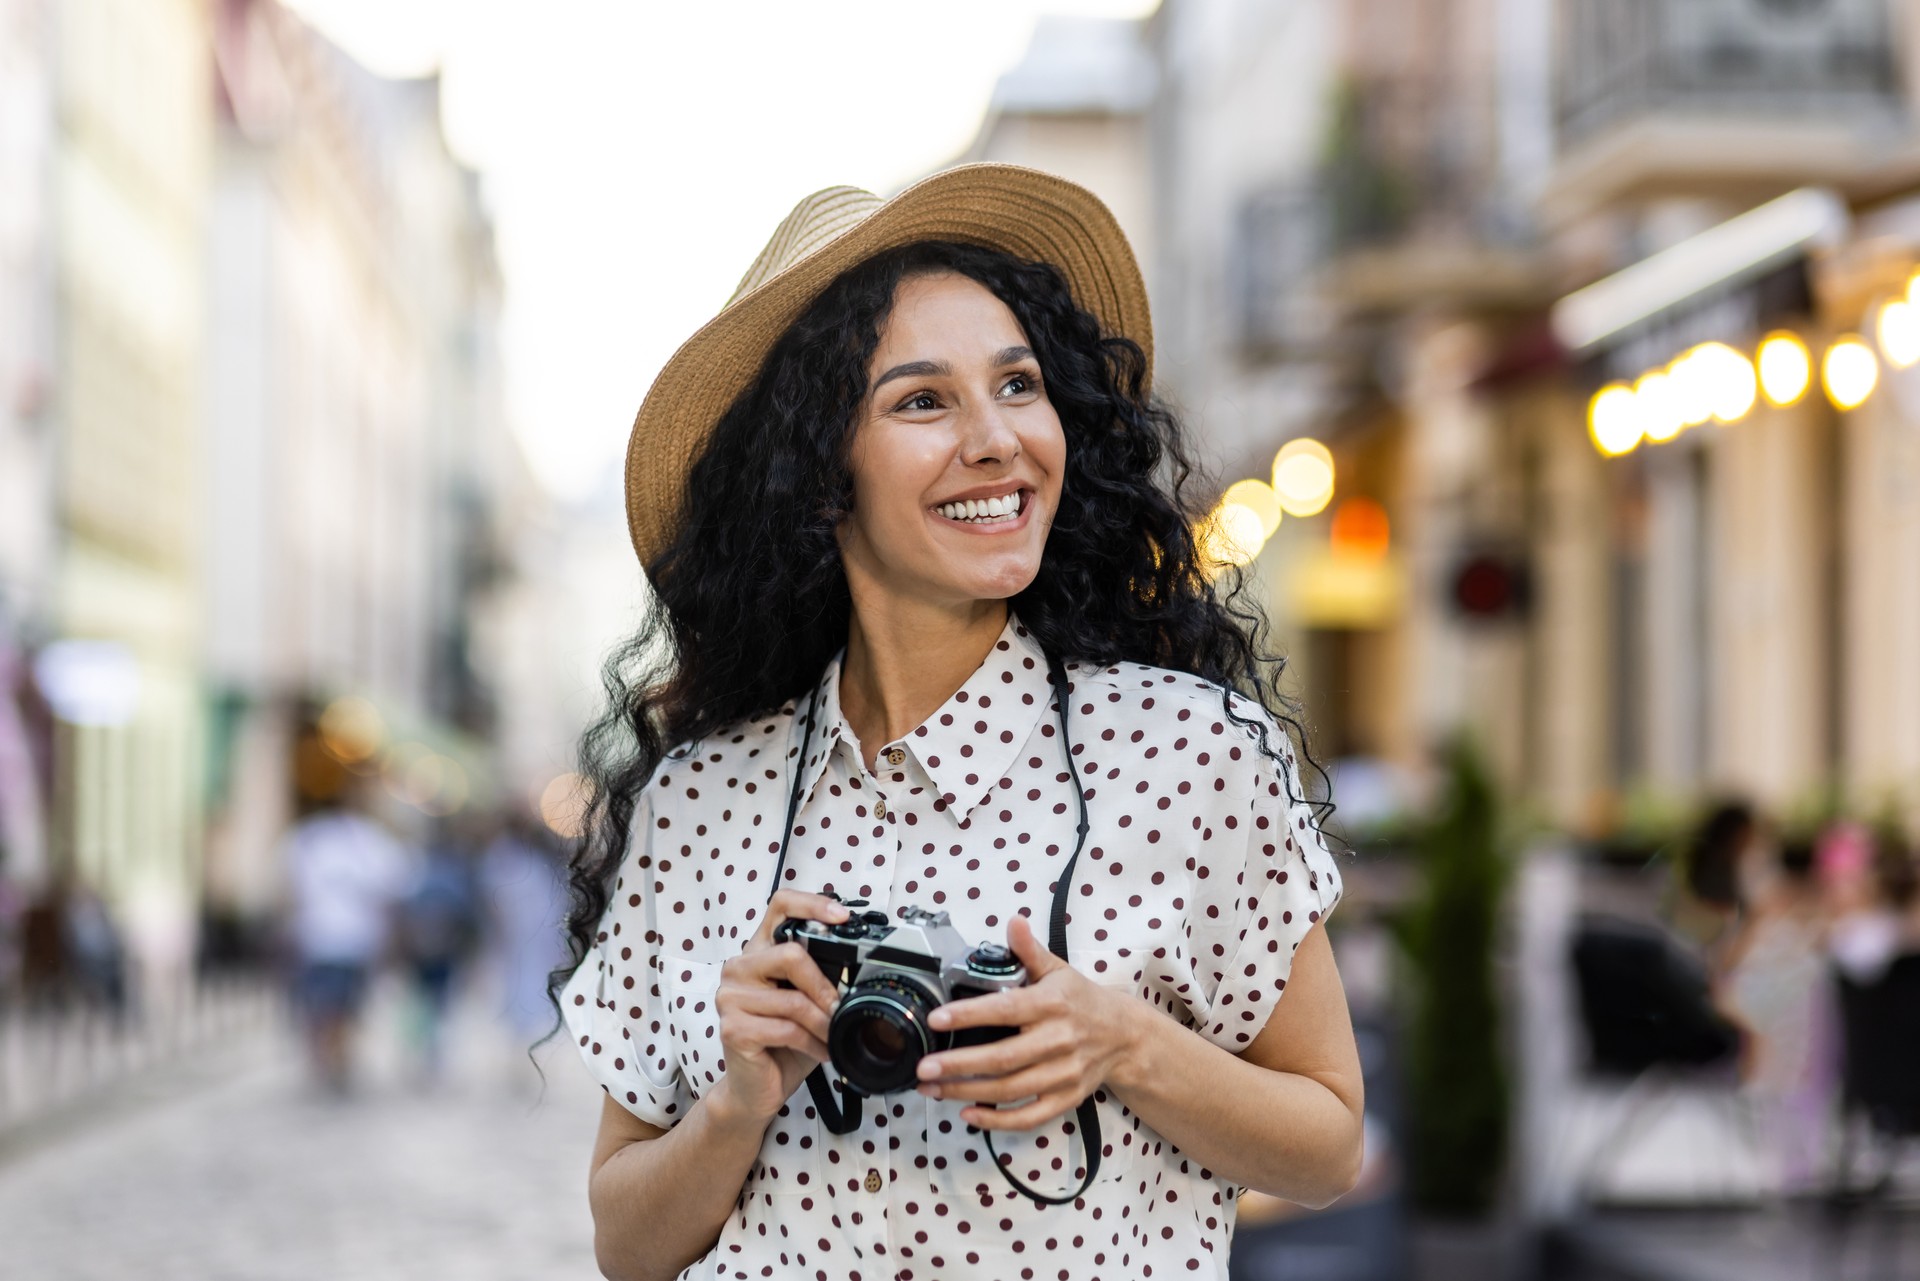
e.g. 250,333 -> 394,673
1392,735 -> 1511,1217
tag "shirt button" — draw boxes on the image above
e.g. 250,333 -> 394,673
873,798 -> 887,820
864,1168 -> 882,1194
885,747 -> 905,767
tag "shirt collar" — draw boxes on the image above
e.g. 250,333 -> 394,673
786,612 -> 1056,823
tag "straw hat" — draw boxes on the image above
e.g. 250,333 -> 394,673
622,163 -> 1153,566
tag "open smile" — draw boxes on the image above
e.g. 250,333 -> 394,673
930,488 -> 1032,532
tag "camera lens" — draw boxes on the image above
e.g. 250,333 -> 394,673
829,974 -> 939,1095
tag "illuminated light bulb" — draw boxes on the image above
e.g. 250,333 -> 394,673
1907,270 -> 1920,308
1877,299 -> 1920,370
1668,345 -> 1717,428
1199,501 -> 1268,572
1704,343 -> 1758,422
1822,336 -> 1879,411
1221,478 -> 1283,538
1587,382 -> 1642,457
1757,331 -> 1812,407
1270,438 -> 1335,517
1635,370 -> 1684,443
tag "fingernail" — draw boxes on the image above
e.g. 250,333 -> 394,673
929,1010 -> 950,1030
918,1059 -> 941,1080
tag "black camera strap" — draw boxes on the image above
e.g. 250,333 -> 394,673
768,647 -> 1101,1207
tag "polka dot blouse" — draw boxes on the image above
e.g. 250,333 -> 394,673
562,614 -> 1343,1280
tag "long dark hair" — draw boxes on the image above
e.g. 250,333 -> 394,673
546,240 -> 1332,1027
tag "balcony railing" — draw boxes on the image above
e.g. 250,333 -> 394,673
1558,0 -> 1902,148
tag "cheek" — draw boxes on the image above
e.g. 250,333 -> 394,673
1028,413 -> 1068,490
847,429 -> 941,532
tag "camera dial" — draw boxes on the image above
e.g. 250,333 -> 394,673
966,944 -> 1019,976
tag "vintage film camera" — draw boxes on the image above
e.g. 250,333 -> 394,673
775,898 -> 1026,1096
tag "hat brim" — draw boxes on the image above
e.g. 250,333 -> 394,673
623,163 -> 1153,568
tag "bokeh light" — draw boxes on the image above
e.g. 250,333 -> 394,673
1667,345 -> 1717,428
1328,497 -> 1390,560
1271,438 -> 1335,517
1198,501 -> 1269,573
1821,336 -> 1879,411
1588,382 -> 1642,457
1221,478 -> 1283,538
1757,331 -> 1813,407
1876,298 -> 1920,369
317,696 -> 385,765
539,772 -> 592,840
1634,370 -> 1684,443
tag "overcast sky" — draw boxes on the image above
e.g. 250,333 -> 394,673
284,0 -> 1157,503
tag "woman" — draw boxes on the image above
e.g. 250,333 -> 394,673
557,167 -> 1362,1281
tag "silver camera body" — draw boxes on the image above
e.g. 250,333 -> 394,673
776,902 -> 1026,1096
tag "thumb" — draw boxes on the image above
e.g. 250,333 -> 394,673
1006,912 -> 1064,978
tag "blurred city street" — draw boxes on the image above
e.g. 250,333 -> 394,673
0,984 -> 603,1281
3,0 -> 1920,1277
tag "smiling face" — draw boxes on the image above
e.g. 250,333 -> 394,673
838,270 -> 1065,612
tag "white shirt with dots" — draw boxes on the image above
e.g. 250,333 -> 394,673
563,614 -> 1344,1281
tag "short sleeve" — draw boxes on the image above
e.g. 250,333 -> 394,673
1186,724 -> 1343,1051
559,789 -> 694,1128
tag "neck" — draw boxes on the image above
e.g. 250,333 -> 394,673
839,594 -> 1008,769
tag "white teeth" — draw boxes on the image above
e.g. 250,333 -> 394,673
934,492 -> 1024,523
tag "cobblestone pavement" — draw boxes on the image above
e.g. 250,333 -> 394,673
0,978 -> 606,1281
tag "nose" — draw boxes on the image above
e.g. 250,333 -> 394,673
957,395 -> 1021,468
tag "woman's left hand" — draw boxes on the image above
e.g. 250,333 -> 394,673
915,912 -> 1141,1131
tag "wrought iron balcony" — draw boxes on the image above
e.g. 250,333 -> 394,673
1558,0 -> 1902,148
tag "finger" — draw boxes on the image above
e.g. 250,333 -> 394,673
724,1011 -> 829,1065
928,982 -> 1063,1034
961,1091 -> 1080,1133
919,1024 -> 1072,1081
920,1058 -> 1080,1105
748,890 -> 851,949
727,943 -> 841,1013
1006,912 -> 1065,978
721,986 -> 833,1043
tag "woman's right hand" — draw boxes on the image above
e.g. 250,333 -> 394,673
706,890 -> 848,1131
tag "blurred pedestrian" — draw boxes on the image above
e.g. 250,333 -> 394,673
1673,799 -> 1760,972
477,809 -> 567,1074
280,775 -> 412,1096
397,818 -> 481,1086
1718,833 -> 1834,1193
1825,815 -> 1920,983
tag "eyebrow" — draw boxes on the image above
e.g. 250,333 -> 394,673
871,346 -> 1037,396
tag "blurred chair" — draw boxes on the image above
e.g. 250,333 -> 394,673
1567,914 -> 1749,1203
1832,952 -> 1920,1201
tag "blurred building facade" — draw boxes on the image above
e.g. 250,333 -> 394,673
0,0 -> 530,996
201,0 -> 512,919
36,0 -> 216,974
1096,0 -> 1920,839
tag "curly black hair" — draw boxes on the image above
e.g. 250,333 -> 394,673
545,240 -> 1332,1033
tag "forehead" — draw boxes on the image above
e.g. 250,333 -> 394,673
874,271 -> 1028,356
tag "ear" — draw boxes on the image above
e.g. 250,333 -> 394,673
1006,912 -> 1065,978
